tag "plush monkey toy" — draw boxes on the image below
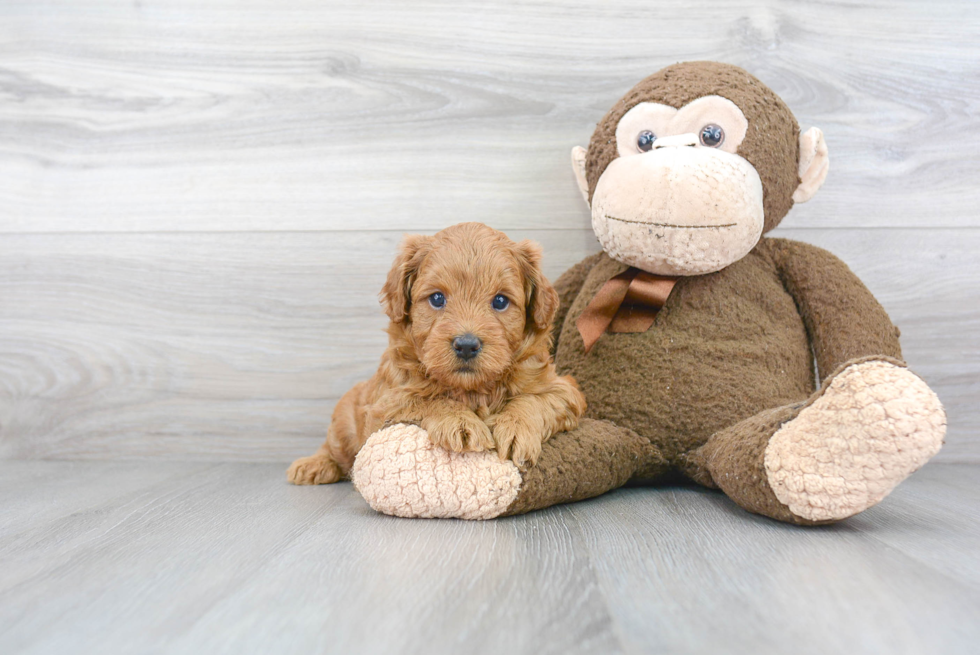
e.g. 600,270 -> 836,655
349,61 -> 946,525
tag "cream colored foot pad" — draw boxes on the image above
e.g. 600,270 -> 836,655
350,424 -> 522,520
765,361 -> 946,522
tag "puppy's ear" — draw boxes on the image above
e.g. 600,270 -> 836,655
380,234 -> 433,323
515,240 -> 559,333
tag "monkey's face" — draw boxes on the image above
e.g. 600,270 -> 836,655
573,62 -> 830,277
591,96 -> 763,276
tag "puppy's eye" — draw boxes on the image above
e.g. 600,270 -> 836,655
491,294 -> 510,311
428,292 -> 446,309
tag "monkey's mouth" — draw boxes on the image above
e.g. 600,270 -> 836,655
605,215 -> 737,229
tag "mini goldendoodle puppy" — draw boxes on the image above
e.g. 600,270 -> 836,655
287,222 -> 586,485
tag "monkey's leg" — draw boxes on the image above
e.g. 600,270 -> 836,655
350,419 -> 666,520
680,359 -> 946,525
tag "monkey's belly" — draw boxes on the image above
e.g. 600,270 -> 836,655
556,317 -> 814,462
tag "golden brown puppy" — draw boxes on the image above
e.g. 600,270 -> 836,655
287,222 -> 586,485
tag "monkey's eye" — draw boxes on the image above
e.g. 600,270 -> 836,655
428,292 -> 446,309
636,130 -> 657,152
491,294 -> 510,311
699,124 -> 725,147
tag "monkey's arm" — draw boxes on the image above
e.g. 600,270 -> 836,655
768,237 -> 903,381
551,251 -> 604,351
351,418 -> 657,519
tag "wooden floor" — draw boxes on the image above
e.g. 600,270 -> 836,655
0,461 -> 978,654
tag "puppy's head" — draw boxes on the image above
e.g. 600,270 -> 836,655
380,222 -> 558,391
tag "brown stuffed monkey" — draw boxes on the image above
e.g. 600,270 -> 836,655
349,61 -> 946,525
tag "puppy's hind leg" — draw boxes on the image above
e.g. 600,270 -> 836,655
287,449 -> 343,485
287,381 -> 369,485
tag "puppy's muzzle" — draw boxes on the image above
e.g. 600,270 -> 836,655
452,334 -> 482,361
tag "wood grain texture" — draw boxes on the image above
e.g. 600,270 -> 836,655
0,0 -> 978,233
0,0 -> 977,463
0,460 -> 977,654
1,228 -> 976,462
568,466 -> 980,655
0,229 -> 597,460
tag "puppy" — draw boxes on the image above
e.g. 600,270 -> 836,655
287,222 -> 586,485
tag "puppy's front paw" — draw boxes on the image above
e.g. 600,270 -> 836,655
287,454 -> 343,485
490,414 -> 545,468
423,410 -> 494,453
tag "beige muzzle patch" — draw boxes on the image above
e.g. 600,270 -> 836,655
591,146 -> 764,276
350,423 -> 522,520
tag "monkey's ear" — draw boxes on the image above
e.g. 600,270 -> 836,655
380,234 -> 433,323
571,146 -> 590,205
516,240 -> 560,333
792,127 -> 829,203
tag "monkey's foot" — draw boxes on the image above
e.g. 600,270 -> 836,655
350,424 -> 522,520
764,360 -> 946,522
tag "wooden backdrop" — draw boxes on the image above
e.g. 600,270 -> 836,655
1,0 -> 977,463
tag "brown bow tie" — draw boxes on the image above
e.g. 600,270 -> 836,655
576,268 -> 677,354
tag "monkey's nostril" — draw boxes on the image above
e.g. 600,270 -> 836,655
452,334 -> 482,361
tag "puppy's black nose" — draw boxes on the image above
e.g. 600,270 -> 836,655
452,334 -> 482,361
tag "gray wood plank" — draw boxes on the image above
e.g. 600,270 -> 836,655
0,0 -> 978,233
0,460 -> 215,543
0,460 -> 977,654
0,461 -> 622,655
1,228 -> 976,462
568,467 -> 980,655
0,228 -> 597,461
848,463 -> 980,588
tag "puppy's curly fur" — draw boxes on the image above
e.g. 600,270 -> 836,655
288,222 -> 586,485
